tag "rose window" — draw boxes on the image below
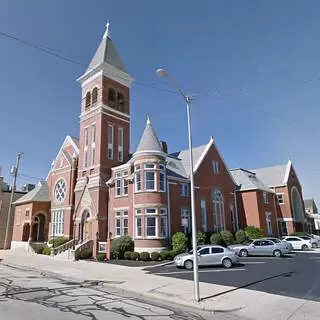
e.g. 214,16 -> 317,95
54,179 -> 67,204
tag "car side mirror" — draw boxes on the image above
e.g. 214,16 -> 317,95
197,252 -> 201,256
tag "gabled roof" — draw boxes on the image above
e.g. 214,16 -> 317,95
251,160 -> 291,187
170,136 -> 236,184
134,117 -> 164,155
166,156 -> 188,180
13,181 -> 50,205
171,144 -> 207,176
230,168 -> 274,193
86,24 -> 126,73
304,199 -> 314,209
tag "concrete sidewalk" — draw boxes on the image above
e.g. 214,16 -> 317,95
0,249 -> 319,320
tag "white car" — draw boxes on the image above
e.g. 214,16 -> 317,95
281,236 -> 312,250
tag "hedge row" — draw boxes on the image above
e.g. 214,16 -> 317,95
172,226 -> 264,253
124,251 -> 175,261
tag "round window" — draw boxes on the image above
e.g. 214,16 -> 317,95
54,179 -> 67,204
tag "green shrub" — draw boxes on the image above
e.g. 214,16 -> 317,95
49,237 -> 69,248
124,251 -> 133,260
159,251 -> 171,260
151,252 -> 160,261
172,232 -> 188,254
77,249 -> 92,260
169,250 -> 176,260
139,252 -> 150,261
220,230 -> 234,246
235,229 -> 247,243
197,232 -> 207,245
42,247 -> 51,255
131,252 -> 140,260
96,253 -> 106,261
110,236 -> 134,259
210,233 -> 224,245
290,232 -> 309,237
245,226 -> 264,239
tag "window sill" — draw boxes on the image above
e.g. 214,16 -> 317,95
114,195 -> 129,198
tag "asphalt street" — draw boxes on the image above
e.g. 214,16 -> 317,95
0,262 -> 243,320
145,251 -> 320,302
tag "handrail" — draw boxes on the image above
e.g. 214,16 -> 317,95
51,239 -> 75,255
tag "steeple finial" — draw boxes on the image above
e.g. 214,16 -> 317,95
146,115 -> 151,125
103,21 -> 111,39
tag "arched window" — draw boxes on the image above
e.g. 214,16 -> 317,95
85,92 -> 91,109
108,88 -> 116,107
92,87 -> 98,104
212,189 -> 225,232
117,92 -> 125,112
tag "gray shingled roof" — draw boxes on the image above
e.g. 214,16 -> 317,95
250,164 -> 288,187
170,144 -> 207,176
230,169 -> 273,193
166,156 -> 188,179
135,118 -> 163,154
86,35 -> 126,73
304,199 -> 314,209
13,181 -> 50,205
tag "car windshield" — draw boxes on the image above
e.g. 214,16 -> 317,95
243,240 -> 253,245
300,236 -> 310,240
270,238 -> 281,243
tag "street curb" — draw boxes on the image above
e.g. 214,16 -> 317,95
143,261 -> 174,269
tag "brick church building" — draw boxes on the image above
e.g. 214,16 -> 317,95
11,24 -> 308,257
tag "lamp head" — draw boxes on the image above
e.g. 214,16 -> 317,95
156,68 -> 168,77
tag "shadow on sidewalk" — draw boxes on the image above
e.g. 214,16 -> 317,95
201,271 -> 294,301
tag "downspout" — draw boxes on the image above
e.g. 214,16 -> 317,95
234,187 -> 239,231
132,176 -> 135,243
167,180 -> 172,249
273,188 -> 280,237
106,183 -> 111,260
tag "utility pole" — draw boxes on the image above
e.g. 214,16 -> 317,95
4,153 -> 23,249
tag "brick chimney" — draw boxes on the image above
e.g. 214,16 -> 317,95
160,141 -> 168,154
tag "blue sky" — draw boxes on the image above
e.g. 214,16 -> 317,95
1,0 -> 320,204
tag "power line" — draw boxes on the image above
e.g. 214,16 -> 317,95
0,30 -> 178,97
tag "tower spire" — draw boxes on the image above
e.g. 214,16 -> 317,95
103,21 -> 111,39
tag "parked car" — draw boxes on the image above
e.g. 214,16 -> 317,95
298,236 -> 318,248
264,237 -> 294,252
174,245 -> 239,269
281,236 -> 312,250
228,239 -> 290,257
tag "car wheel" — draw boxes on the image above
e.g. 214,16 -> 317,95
301,244 -> 308,251
184,260 -> 193,270
273,249 -> 282,257
239,249 -> 248,257
312,243 -> 317,249
222,258 -> 232,268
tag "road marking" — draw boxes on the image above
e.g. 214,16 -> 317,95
243,261 -> 266,264
154,268 -> 245,275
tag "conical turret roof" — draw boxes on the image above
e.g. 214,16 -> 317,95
135,117 -> 164,154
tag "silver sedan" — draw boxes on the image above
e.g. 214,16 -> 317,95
174,245 -> 239,269
228,239 -> 291,257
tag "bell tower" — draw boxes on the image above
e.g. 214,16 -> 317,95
74,22 -> 133,252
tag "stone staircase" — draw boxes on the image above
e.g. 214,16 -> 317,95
52,239 -> 93,261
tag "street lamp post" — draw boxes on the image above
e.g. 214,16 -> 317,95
156,68 -> 200,302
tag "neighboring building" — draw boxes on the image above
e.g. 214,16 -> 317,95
0,176 -> 26,249
230,169 -> 278,237
304,199 -> 320,232
11,181 -> 50,249
232,161 -> 307,237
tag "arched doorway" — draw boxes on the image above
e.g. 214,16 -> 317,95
31,214 -> 46,241
81,211 -> 91,242
291,187 -> 305,232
